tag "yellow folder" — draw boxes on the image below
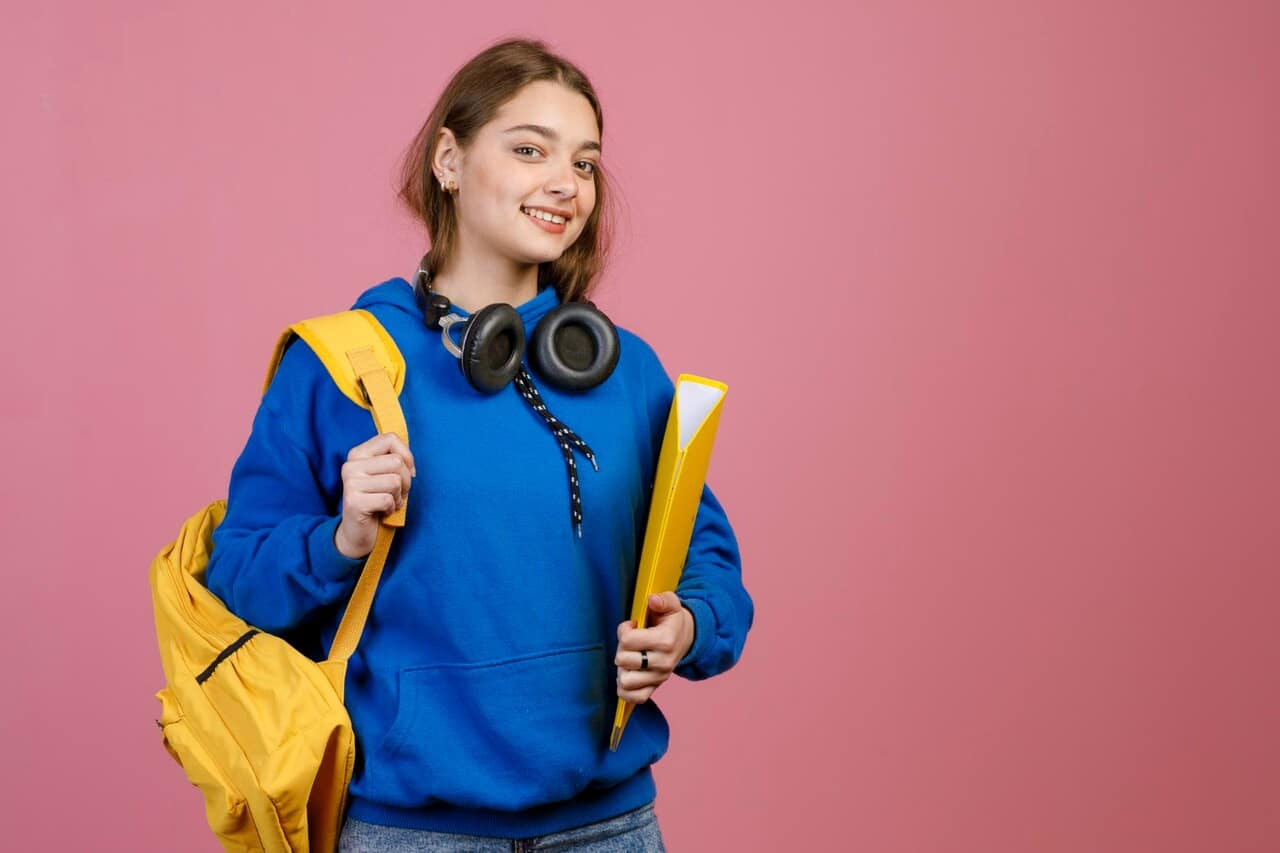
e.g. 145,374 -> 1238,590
609,373 -> 728,751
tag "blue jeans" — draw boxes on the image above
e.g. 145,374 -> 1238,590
338,801 -> 666,851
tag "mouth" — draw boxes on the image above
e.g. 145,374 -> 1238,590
520,205 -> 569,233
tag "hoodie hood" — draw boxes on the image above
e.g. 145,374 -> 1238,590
351,276 -> 563,332
351,273 -> 596,538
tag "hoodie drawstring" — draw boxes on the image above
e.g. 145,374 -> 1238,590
511,365 -> 598,539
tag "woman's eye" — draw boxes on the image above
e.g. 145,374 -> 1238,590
515,146 -> 596,176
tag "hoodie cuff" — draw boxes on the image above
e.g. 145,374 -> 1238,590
676,595 -> 714,669
308,515 -> 367,583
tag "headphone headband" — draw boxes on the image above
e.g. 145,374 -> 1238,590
411,254 -> 453,330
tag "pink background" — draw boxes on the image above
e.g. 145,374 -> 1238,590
3,2 -> 1277,850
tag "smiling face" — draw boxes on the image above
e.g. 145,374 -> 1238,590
436,80 -> 601,267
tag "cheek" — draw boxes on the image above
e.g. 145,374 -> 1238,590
575,185 -> 598,229
467,162 -> 522,217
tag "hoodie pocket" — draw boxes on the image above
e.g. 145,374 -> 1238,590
371,642 -> 609,811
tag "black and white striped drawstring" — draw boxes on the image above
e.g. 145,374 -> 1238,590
511,364 -> 598,539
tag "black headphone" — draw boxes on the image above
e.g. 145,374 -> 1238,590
412,254 -> 620,394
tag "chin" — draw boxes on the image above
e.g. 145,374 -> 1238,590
521,234 -> 574,259
509,244 -> 563,266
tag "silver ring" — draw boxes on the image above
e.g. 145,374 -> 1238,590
640,650 -> 648,671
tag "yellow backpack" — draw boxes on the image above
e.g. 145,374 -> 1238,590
150,308 -> 408,852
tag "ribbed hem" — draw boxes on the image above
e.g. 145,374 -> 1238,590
345,766 -> 655,839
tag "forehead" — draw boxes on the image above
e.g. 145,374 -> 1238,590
487,81 -> 600,146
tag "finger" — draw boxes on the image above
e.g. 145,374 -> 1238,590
616,679 -> 656,705
382,432 -> 416,475
614,649 -> 668,672
350,432 -> 417,474
348,432 -> 397,460
348,454 -> 409,475
617,667 -> 662,689
616,620 -> 636,640
351,473 -> 406,505
349,455 -> 413,495
351,472 -> 404,492
646,591 -> 683,614
617,626 -> 675,653
351,491 -> 398,517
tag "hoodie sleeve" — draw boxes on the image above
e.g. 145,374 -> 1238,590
638,337 -> 755,682
205,338 -> 367,635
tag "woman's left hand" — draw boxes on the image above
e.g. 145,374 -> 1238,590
615,591 -> 695,704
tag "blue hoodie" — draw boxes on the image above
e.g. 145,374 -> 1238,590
205,275 -> 754,838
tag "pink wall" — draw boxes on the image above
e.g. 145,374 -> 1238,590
3,2 -> 1277,850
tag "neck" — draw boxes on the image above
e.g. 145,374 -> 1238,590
430,239 -> 541,313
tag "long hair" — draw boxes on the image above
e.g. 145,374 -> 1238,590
397,37 -> 615,304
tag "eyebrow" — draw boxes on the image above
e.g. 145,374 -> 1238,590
502,124 -> 601,153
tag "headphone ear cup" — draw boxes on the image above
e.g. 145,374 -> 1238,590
460,304 -> 526,393
528,302 -> 620,392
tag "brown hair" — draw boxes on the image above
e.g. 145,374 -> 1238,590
397,37 -> 615,304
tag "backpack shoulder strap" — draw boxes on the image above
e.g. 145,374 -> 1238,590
263,308 -> 408,493
264,308 -> 406,408
261,308 -> 409,682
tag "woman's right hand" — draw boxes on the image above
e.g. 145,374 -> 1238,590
334,432 -> 417,559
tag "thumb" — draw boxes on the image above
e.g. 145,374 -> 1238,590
647,591 -> 682,614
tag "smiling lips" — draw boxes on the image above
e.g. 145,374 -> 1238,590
521,205 -> 568,233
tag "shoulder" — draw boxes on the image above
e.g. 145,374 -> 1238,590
613,323 -> 676,420
269,295 -> 394,394
260,321 -> 354,427
614,323 -> 668,382
268,330 -> 330,394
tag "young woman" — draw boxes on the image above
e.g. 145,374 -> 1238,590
206,38 -> 753,851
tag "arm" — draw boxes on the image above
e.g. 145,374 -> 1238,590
205,340 -> 367,635
672,482 -> 753,681
639,342 -> 755,682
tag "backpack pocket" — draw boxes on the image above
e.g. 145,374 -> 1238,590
369,642 -> 610,811
154,687 -> 256,842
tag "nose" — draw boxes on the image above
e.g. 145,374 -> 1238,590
545,160 -> 578,200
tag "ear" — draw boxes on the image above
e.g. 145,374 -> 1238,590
433,126 -> 463,178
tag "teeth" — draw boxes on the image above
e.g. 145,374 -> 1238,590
522,207 -> 566,224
